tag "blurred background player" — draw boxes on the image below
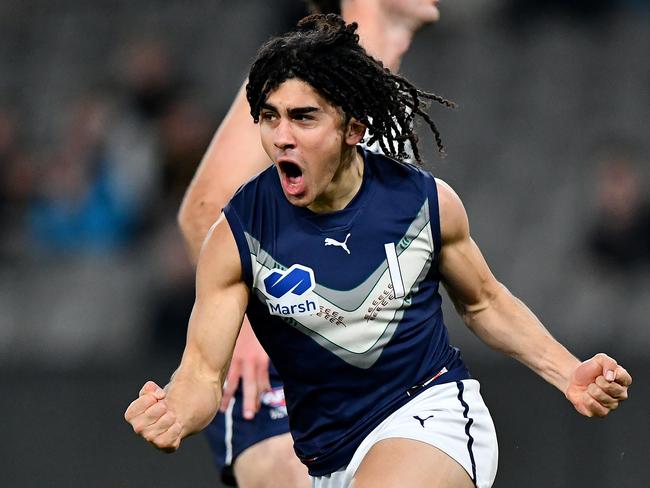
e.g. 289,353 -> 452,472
586,141 -> 650,270
178,1 -> 445,487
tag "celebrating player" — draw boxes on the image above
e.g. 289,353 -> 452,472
178,1 -> 445,486
126,15 -> 632,488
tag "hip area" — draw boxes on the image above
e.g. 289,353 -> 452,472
312,379 -> 499,488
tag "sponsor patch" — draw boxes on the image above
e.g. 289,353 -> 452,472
262,264 -> 321,317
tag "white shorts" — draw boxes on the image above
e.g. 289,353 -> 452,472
312,379 -> 498,488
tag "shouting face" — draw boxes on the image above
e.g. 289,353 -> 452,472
259,78 -> 365,212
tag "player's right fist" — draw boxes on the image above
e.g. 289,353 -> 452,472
124,380 -> 183,452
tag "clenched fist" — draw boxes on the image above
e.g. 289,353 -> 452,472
124,381 -> 184,452
566,353 -> 632,418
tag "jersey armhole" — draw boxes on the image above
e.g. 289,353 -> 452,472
425,175 -> 443,270
223,203 -> 253,288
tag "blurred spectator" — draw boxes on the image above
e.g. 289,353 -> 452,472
105,39 -> 211,221
107,40 -> 208,354
158,96 -> 213,209
0,110 -> 35,258
27,95 -> 141,254
119,39 -> 182,122
103,39 -> 183,229
587,146 -> 650,269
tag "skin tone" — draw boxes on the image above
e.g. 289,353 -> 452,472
345,0 -> 441,71
127,79 -> 632,487
258,79 -> 365,213
352,439 -> 475,488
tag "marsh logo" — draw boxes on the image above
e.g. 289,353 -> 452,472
262,264 -> 320,317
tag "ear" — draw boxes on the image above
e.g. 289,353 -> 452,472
344,118 -> 366,146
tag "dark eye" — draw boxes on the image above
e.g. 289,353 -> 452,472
293,114 -> 313,121
261,111 -> 276,121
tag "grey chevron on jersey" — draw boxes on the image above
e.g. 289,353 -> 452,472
245,200 -> 435,369
246,199 -> 432,311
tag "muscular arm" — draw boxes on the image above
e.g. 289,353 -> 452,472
125,215 -> 249,449
436,179 -> 631,416
168,215 -> 249,433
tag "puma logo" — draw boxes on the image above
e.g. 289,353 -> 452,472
324,233 -> 351,254
413,415 -> 435,428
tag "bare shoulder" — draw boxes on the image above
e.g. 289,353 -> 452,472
196,213 -> 244,291
435,178 -> 470,246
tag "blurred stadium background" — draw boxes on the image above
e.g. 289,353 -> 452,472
1,1 -> 648,487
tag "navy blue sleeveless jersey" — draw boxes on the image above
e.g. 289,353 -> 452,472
223,147 -> 470,476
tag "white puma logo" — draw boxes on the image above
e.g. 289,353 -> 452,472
324,233 -> 351,254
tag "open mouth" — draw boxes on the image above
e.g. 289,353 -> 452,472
280,161 -> 302,181
278,160 -> 305,196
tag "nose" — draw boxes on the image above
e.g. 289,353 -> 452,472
273,119 -> 295,150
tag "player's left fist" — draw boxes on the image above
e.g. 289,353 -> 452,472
565,353 -> 632,418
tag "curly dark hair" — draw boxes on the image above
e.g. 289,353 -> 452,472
303,0 -> 340,14
246,14 -> 455,163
